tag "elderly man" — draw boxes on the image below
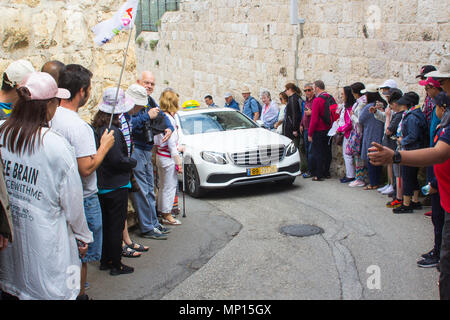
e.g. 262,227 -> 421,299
242,87 -> 261,121
0,60 -> 35,119
131,71 -> 174,240
224,92 -> 240,110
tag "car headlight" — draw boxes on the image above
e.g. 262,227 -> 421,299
201,151 -> 228,164
285,142 -> 297,157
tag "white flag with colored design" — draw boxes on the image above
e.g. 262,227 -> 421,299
92,0 -> 139,46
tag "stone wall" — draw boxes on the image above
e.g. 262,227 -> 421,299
137,0 -> 449,176
0,0 -> 138,122
139,0 -> 449,104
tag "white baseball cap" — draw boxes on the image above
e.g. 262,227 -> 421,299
224,92 -> 233,98
379,79 -> 398,89
4,60 -> 36,87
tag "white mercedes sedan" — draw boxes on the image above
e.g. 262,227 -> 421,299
176,107 -> 301,197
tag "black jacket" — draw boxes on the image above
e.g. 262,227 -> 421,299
283,93 -> 302,140
95,125 -> 137,190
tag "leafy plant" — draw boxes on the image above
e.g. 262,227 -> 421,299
136,37 -> 144,46
149,40 -> 159,51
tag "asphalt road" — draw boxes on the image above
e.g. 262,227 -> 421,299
87,177 -> 440,300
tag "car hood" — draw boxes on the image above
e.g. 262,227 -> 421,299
180,128 -> 293,153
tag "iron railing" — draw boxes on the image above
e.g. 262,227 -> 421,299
136,0 -> 179,36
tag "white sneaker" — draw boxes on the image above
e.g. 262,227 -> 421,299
381,185 -> 394,195
377,184 -> 389,193
349,179 -> 366,188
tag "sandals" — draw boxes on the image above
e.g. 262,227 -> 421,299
122,245 -> 142,258
161,217 -> 182,226
363,185 -> 379,190
124,241 -> 149,253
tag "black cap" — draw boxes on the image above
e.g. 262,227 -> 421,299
434,92 -> 450,109
416,65 -> 437,79
388,88 -> 403,104
397,92 -> 420,107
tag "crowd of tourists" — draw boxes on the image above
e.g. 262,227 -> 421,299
204,56 -> 450,300
0,54 -> 449,300
0,60 -> 184,300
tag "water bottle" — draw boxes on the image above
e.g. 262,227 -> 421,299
421,184 -> 431,196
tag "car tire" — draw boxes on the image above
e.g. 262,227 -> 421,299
184,160 -> 205,198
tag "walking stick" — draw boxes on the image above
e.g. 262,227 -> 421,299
181,153 -> 186,218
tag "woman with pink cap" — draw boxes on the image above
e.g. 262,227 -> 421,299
0,72 -> 93,300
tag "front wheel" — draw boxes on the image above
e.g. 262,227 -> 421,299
184,161 -> 205,198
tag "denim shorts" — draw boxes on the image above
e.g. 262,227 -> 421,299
82,194 -> 103,263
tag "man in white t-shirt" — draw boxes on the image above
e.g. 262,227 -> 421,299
51,64 -> 115,300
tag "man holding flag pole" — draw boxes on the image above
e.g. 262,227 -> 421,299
93,0 -> 176,240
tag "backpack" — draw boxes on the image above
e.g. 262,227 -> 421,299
250,97 -> 262,115
318,93 -> 339,127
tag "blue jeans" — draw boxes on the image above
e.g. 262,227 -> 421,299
131,148 -> 161,233
82,194 -> 103,263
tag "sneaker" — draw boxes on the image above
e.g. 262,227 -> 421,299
424,211 -> 432,217
393,204 -> 413,214
302,172 -> 312,179
110,263 -> 134,276
140,229 -> 168,240
386,199 -> 402,208
411,201 -> 423,210
378,184 -> 390,193
422,249 -> 437,260
340,177 -> 355,183
157,225 -> 172,234
417,255 -> 440,268
381,185 -> 394,195
349,179 -> 366,188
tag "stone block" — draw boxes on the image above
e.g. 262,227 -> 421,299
368,58 -> 387,79
62,11 -> 89,48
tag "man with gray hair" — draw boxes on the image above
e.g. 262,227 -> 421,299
131,71 -> 174,240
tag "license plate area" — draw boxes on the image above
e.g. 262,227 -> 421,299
247,165 -> 278,176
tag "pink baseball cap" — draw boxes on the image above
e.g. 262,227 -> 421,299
419,77 -> 441,88
19,72 -> 71,100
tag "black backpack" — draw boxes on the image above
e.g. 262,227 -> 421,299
318,93 -> 338,127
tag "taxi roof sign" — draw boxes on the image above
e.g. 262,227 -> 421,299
182,100 -> 200,110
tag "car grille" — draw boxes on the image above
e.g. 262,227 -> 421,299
229,145 -> 285,167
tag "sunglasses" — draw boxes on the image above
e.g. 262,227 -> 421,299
304,89 -> 313,92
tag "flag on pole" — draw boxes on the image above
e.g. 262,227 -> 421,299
92,0 -> 139,46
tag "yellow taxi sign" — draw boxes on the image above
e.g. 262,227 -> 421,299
182,100 -> 200,110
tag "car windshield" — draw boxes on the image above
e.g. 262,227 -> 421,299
179,111 -> 258,135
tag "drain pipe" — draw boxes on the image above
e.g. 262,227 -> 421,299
290,0 -> 305,87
